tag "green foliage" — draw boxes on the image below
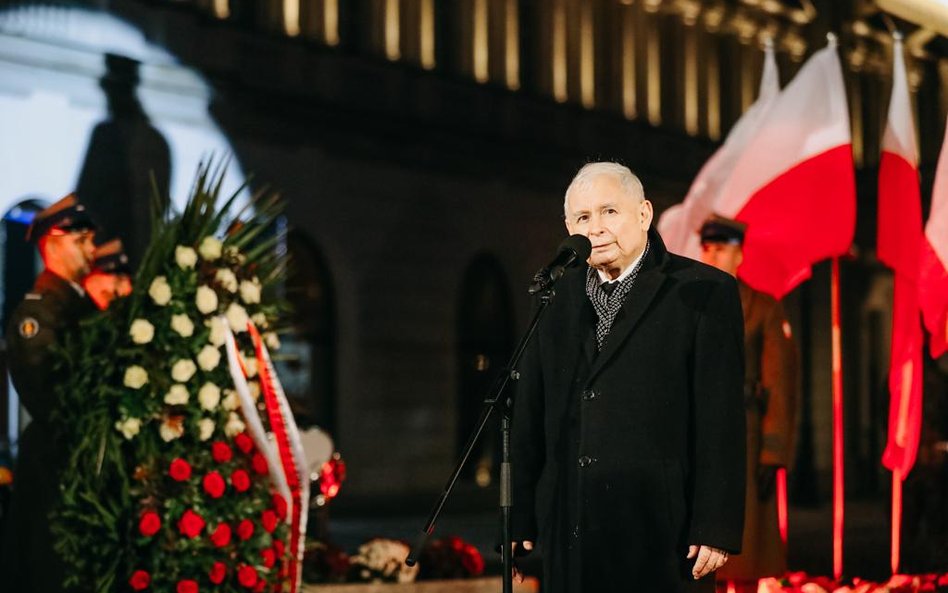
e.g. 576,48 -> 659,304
51,159 -> 289,593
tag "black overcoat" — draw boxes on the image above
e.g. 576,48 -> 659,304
511,230 -> 746,593
0,270 -> 96,593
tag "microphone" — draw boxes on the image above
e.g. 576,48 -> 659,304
528,234 -> 592,295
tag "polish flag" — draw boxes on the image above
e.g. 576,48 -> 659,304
878,34 -> 923,478
657,41 -> 780,260
920,121 -> 948,358
714,36 -> 856,299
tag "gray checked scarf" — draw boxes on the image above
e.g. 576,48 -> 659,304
585,240 -> 650,350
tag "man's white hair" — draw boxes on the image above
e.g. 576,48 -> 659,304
563,162 -> 645,217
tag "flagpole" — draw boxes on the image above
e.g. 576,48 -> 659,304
891,469 -> 902,574
831,257 -> 844,580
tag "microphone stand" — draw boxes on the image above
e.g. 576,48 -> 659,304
405,280 -> 557,593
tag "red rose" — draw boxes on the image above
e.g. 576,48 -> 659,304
237,565 -> 258,588
261,509 -> 277,533
261,547 -> 276,568
209,522 -> 232,547
177,509 -> 205,538
252,580 -> 265,593
138,511 -> 161,537
273,539 -> 285,558
209,561 -> 227,585
237,518 -> 255,540
231,469 -> 251,492
129,569 -> 151,591
169,458 -> 192,482
203,471 -> 226,499
461,543 -> 485,576
211,441 -> 233,463
176,579 -> 198,593
272,494 -> 287,520
234,432 -> 254,454
251,452 -> 268,475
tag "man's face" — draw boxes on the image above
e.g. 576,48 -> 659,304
700,242 -> 743,278
42,229 -> 96,281
564,175 -> 653,280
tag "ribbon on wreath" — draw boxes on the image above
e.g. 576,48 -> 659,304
248,322 -> 309,593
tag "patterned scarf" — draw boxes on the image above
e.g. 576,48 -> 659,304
585,240 -> 650,350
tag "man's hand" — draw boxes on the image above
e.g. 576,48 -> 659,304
757,464 -> 780,501
686,544 -> 729,579
510,540 -> 533,583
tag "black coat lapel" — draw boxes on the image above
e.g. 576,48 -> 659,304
587,231 -> 671,382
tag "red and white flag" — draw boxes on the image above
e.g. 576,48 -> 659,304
657,41 -> 780,260
921,120 -> 948,358
878,34 -> 924,477
714,36 -> 856,299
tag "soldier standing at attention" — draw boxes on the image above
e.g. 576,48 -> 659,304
84,238 -> 133,310
698,215 -> 798,593
0,194 -> 97,593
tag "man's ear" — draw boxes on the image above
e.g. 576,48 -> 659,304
640,200 -> 654,230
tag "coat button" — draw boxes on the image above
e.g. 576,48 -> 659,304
581,389 -> 598,401
578,455 -> 594,468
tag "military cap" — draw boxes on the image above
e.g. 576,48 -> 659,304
699,214 -> 748,245
92,239 -> 131,275
26,193 -> 96,242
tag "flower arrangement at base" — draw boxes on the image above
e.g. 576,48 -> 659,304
348,538 -> 420,584
417,535 -> 485,580
751,572 -> 948,593
50,160 -> 299,593
302,535 -> 484,585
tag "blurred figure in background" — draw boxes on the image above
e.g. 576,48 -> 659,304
0,194 -> 98,593
699,215 -> 797,593
84,238 -> 133,310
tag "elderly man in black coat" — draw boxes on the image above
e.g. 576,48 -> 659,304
511,162 -> 746,593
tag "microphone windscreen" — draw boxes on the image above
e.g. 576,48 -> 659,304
560,234 -> 592,261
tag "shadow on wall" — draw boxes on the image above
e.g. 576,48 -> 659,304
75,53 -> 170,266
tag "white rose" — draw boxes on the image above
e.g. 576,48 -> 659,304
195,285 -> 219,314
240,280 -> 261,304
224,412 -> 246,437
123,365 -> 148,389
175,245 -> 198,269
226,302 -> 249,333
163,384 -> 189,405
199,236 -> 223,261
129,319 -> 154,344
198,418 -> 216,441
207,317 -> 227,347
171,359 -> 197,383
197,345 -> 221,371
264,332 -> 281,350
247,380 -> 261,401
148,276 -> 172,306
170,314 -> 195,338
224,245 -> 245,263
244,356 -> 258,378
251,312 -> 268,329
198,382 -> 221,411
114,417 -> 141,440
159,418 -> 184,442
222,389 -> 239,411
216,268 -> 238,293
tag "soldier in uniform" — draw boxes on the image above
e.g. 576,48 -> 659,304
0,194 -> 97,593
698,216 -> 798,593
84,238 -> 133,310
